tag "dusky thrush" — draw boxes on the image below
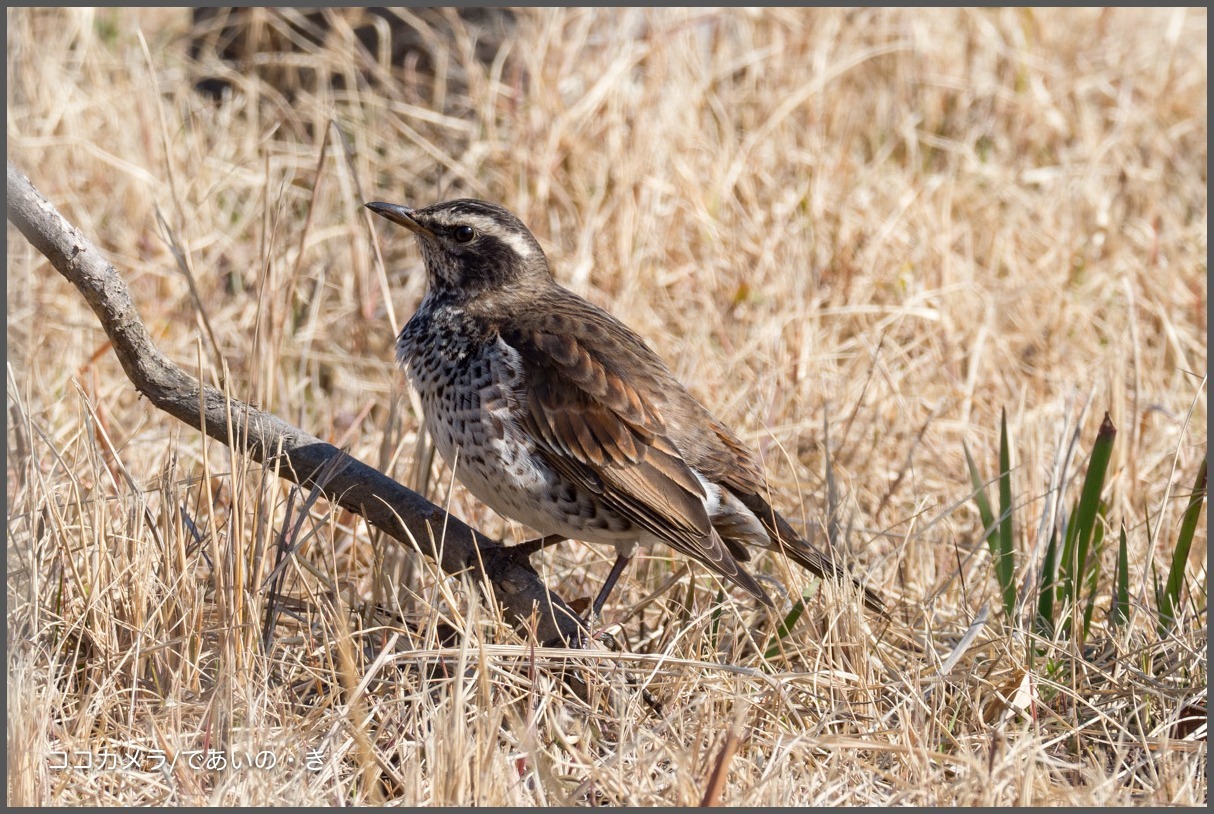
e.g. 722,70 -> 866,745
367,198 -> 884,617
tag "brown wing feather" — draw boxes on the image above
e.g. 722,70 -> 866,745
503,321 -> 770,604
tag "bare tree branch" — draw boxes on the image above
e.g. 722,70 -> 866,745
6,160 -> 583,647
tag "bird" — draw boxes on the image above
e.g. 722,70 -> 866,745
366,198 -> 884,619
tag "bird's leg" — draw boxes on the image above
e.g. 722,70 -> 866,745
510,533 -> 568,557
590,552 -> 632,620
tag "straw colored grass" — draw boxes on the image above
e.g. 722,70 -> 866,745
7,7 -> 1206,806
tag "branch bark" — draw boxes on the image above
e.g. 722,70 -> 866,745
6,160 -> 583,647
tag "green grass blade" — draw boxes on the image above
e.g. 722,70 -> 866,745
1159,457 -> 1207,634
1058,497 -> 1079,628
763,580 -> 820,661
1036,527 -> 1059,637
1110,522 -> 1130,628
1060,413 -> 1116,637
709,587 -> 725,653
995,409 -> 1017,616
1141,498 -> 1163,615
1073,415 -> 1116,585
965,420 -> 1015,619
964,440 -> 996,536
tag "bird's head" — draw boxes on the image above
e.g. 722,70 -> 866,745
366,198 -> 552,297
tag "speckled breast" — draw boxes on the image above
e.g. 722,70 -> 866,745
396,301 -> 631,540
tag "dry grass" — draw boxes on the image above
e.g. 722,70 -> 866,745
7,7 -> 1206,806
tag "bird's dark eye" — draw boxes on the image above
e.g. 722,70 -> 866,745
453,225 -> 475,243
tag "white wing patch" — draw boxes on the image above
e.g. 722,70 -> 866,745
697,472 -> 769,546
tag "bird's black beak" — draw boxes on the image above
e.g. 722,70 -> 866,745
365,201 -> 435,238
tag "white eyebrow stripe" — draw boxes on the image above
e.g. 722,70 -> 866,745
496,230 -> 534,259
459,213 -> 508,233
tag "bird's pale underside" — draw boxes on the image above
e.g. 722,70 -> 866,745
367,197 -> 884,617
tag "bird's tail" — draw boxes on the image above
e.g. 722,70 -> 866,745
739,494 -> 886,615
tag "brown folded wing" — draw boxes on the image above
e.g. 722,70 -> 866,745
504,323 -> 770,604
